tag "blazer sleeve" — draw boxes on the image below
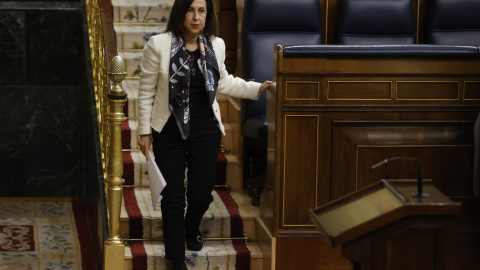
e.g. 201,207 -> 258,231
214,37 -> 261,99
137,36 -> 161,136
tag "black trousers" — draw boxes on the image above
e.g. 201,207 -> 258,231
152,115 -> 220,265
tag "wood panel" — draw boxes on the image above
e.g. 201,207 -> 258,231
283,59 -> 480,75
454,197 -> 480,270
325,0 -> 341,44
396,81 -> 460,100
282,115 -> 318,227
280,75 -> 480,106
376,219 -> 457,270
383,226 -> 442,269
328,81 -> 392,100
274,236 -> 351,270
331,120 -> 475,199
342,217 -> 457,270
286,82 -> 319,100
275,237 -> 322,270
262,42 -> 480,269
464,81 -> 480,100
218,0 -> 237,74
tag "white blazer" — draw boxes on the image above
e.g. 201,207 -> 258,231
137,32 -> 261,136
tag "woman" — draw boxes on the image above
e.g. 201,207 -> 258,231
137,0 -> 271,269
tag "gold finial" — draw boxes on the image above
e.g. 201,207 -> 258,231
108,56 -> 127,93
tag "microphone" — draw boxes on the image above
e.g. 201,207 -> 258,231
370,157 -> 429,198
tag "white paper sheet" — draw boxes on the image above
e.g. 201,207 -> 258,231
147,151 -> 167,210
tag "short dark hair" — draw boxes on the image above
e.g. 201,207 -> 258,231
166,0 -> 218,38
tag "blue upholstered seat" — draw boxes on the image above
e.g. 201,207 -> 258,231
240,0 -> 323,200
241,0 -> 324,141
337,0 -> 416,45
427,0 -> 480,45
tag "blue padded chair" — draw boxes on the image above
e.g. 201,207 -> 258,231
337,0 -> 416,44
241,0 -> 323,204
427,0 -> 480,45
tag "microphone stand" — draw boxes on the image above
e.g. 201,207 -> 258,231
371,157 -> 429,198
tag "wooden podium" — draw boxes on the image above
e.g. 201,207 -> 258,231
309,180 -> 461,270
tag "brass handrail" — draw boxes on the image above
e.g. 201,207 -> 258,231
86,0 -> 127,269
85,0 -> 109,177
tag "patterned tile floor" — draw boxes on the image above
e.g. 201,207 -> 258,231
0,198 -> 94,270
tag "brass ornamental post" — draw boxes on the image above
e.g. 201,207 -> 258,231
85,0 -> 126,266
104,56 -> 127,269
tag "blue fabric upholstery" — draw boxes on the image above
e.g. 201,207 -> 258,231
241,114 -> 268,140
241,0 -> 323,140
282,44 -> 480,58
337,0 -> 416,45
427,0 -> 480,45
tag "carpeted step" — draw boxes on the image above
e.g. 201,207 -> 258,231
120,188 -> 256,239
124,239 -> 264,270
118,51 -> 143,77
224,153 -> 244,190
111,0 -> 258,268
122,79 -> 139,119
111,0 -> 173,24
123,151 -> 149,187
114,24 -> 166,50
122,151 -> 227,187
121,188 -> 262,270
122,119 -> 139,150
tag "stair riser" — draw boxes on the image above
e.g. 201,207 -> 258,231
116,32 -> 153,50
122,188 -> 248,238
113,2 -> 173,24
122,79 -> 139,119
123,151 -> 150,187
226,100 -> 243,157
122,121 -> 138,150
124,255 -> 263,270
226,162 -> 243,190
123,59 -> 142,77
114,25 -> 166,50
115,51 -> 144,77
124,239 -> 262,270
120,217 -> 256,240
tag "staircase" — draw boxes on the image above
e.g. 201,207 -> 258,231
110,0 -> 264,269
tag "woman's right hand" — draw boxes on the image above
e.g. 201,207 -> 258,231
138,135 -> 152,160
259,80 -> 273,93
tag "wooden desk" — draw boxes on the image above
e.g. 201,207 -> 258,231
260,44 -> 480,270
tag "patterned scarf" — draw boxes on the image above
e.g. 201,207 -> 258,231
169,32 -> 220,139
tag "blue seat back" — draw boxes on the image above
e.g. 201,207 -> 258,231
427,0 -> 480,45
241,0 -> 323,128
337,0 -> 416,45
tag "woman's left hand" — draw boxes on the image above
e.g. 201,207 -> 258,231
259,80 -> 273,93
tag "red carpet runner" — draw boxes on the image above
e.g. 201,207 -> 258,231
125,189 -> 251,270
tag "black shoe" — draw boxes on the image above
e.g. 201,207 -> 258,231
186,231 -> 204,251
